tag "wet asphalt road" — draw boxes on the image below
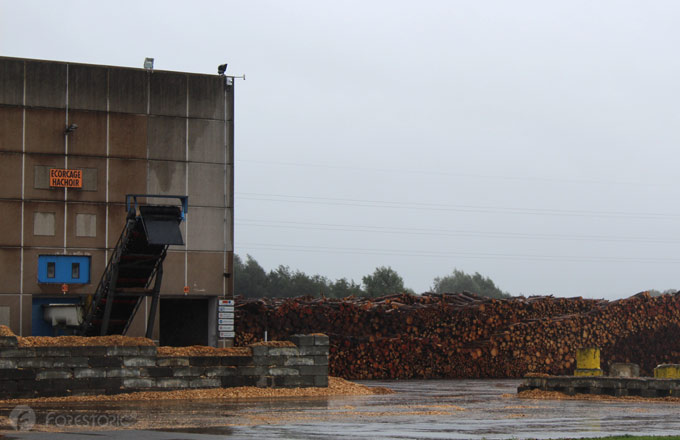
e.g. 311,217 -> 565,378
2,379 -> 680,439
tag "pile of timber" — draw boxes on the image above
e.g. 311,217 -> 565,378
234,291 -> 680,379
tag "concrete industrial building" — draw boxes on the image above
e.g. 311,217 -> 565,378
0,56 -> 234,346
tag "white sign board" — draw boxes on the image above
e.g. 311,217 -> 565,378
217,299 -> 235,339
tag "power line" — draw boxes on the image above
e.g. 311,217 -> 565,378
235,218 -> 680,244
237,242 -> 680,264
236,158 -> 668,188
236,192 -> 680,220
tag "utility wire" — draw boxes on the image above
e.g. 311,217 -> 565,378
237,192 -> 680,220
236,159 -> 668,188
237,242 -> 680,264
236,218 -> 680,244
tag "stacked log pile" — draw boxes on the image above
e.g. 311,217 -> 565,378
235,291 -> 680,379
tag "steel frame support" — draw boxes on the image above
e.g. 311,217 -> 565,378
100,265 -> 119,336
145,266 -> 163,339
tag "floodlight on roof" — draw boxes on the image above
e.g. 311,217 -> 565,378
218,64 -> 228,75
144,57 -> 154,70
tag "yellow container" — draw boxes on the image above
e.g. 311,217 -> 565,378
576,347 -> 600,370
574,368 -> 603,377
654,364 -> 680,378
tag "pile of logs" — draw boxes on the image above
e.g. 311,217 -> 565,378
234,291 -> 680,379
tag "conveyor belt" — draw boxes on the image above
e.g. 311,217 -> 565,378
78,196 -> 186,337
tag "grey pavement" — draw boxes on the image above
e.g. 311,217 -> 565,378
3,379 -> 680,439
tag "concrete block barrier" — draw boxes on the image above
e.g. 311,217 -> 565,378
0,333 -> 329,398
610,363 -> 640,377
519,375 -> 680,398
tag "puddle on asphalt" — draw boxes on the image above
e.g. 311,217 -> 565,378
152,426 -> 236,435
1,379 -> 680,439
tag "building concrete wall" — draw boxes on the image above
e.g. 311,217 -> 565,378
0,56 -> 234,340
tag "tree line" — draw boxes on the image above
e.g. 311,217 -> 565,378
233,254 -> 510,299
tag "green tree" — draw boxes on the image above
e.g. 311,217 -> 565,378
233,254 -> 368,298
362,266 -> 408,298
267,265 -> 331,298
234,255 -> 416,298
432,269 -> 509,299
329,278 -> 364,298
233,254 -> 269,298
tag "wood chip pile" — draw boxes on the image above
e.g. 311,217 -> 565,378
17,335 -> 155,347
156,346 -> 252,357
515,388 -> 680,403
0,377 -> 390,404
235,291 -> 680,379
249,340 -> 296,347
0,327 -> 155,347
155,340 -> 295,356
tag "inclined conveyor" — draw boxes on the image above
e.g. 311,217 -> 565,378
77,195 -> 187,338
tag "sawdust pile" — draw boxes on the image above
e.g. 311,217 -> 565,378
0,325 -> 14,337
0,377 -> 393,404
157,340 -> 296,356
249,340 -> 296,347
157,346 -> 251,357
514,388 -> 680,403
18,335 -> 154,347
1,326 -> 299,352
0,325 -> 154,347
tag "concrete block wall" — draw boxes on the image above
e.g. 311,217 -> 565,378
520,375 -> 680,398
0,334 -> 328,399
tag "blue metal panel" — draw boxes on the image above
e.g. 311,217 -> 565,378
37,255 -> 90,284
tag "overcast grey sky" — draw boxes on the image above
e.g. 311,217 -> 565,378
2,1 -> 680,299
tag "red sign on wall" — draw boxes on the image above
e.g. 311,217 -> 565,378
49,169 -> 82,188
